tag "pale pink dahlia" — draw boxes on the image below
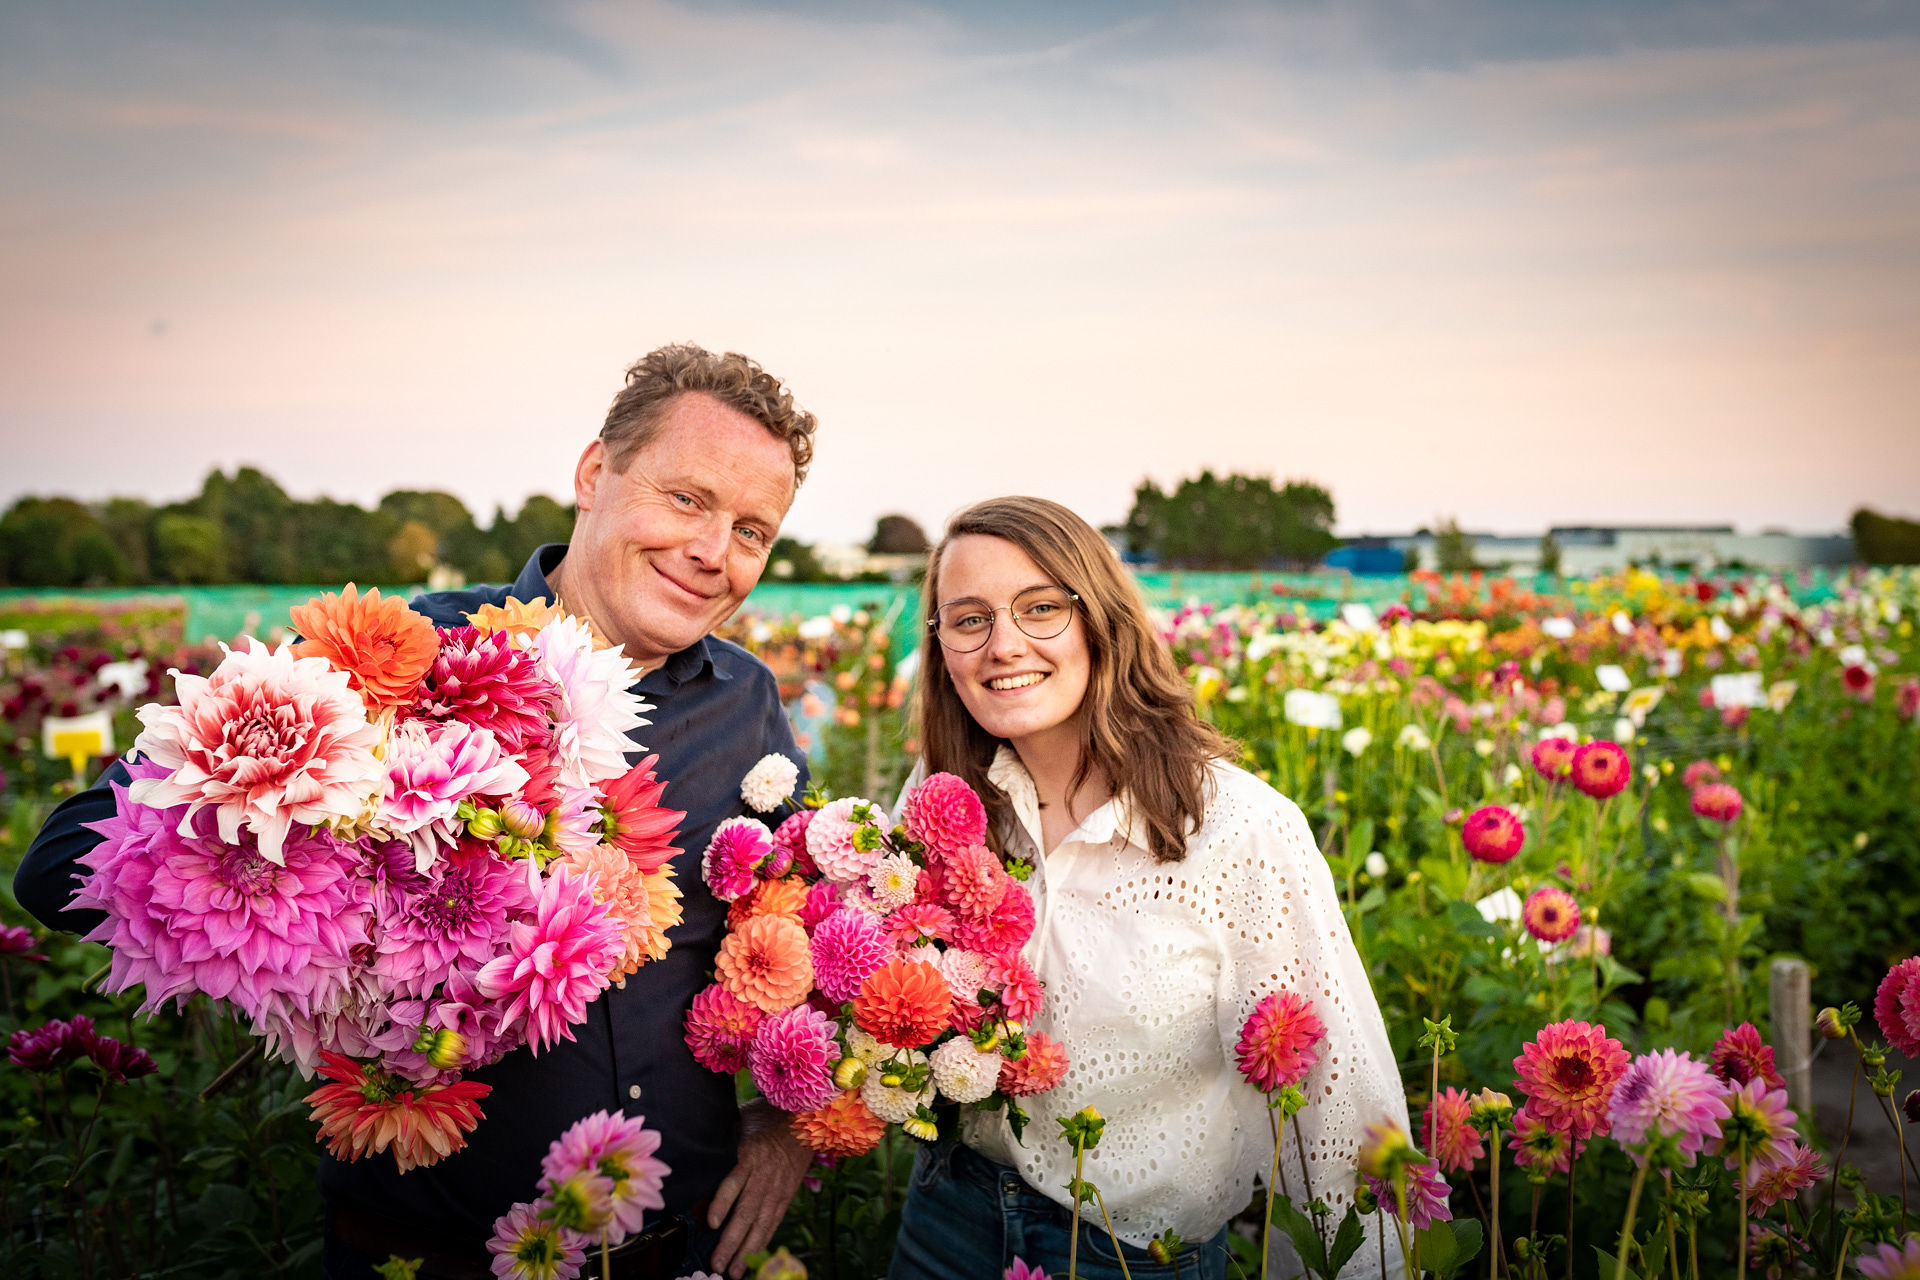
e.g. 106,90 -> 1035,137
901,771 -> 988,857
936,947 -> 996,1004
539,1109 -> 668,1240
77,762 -> 371,1025
1876,958 -> 1920,1060
1513,1019 -> 1628,1141
1424,1087 -> 1485,1173
805,797 -> 887,883
474,867 -> 624,1053
683,983 -> 766,1074
1859,1236 -> 1920,1280
487,1200 -> 586,1280
1710,1022 -> 1786,1090
374,850 -> 532,997
531,617 -> 648,789
989,955 -> 1044,1022
1606,1049 -> 1730,1167
128,638 -> 385,864
381,719 -> 529,866
867,852 -> 921,913
1364,1157 -> 1453,1230
1711,1075 -> 1797,1171
809,908 -> 894,1003
1744,1141 -> 1825,1211
940,843 -> 1009,919
747,1003 -> 841,1113
1235,990 -> 1327,1093
950,879 -> 1035,960
703,818 -> 776,902
414,626 -> 554,755
886,901 -> 955,946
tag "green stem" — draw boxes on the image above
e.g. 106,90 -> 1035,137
1069,1138 -> 1085,1280
1261,1110 -> 1284,1280
1565,1142 -> 1578,1280
1735,1156 -> 1749,1280
1822,1050 -> 1860,1261
1488,1123 -> 1503,1280
1090,1185 -> 1133,1280
1393,1166 -> 1416,1280
1613,1162 -> 1649,1280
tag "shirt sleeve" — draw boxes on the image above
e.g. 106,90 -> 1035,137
1214,781 -> 1411,1221
12,757 -> 129,936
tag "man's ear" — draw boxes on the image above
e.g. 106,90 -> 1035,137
574,440 -> 607,512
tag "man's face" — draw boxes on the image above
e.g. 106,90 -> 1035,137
566,392 -> 796,668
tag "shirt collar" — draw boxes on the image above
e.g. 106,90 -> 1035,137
512,543 -> 719,687
986,744 -> 1137,849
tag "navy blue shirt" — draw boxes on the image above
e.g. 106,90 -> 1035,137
13,544 -> 806,1243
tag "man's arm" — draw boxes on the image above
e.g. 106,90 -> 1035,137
12,758 -> 127,936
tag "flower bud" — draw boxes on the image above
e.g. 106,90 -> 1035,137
1468,1088 -> 1515,1128
901,1115 -> 939,1142
1147,1231 -> 1185,1265
411,1026 -> 468,1070
500,799 -> 546,841
832,1057 -> 868,1091
466,809 -> 505,840
1815,1007 -> 1846,1040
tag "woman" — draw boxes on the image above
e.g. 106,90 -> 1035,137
887,497 -> 1409,1280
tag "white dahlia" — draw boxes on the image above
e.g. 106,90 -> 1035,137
929,1037 -> 1003,1104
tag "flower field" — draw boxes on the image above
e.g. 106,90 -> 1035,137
3,567 -> 1918,1278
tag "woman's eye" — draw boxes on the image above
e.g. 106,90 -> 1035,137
1025,602 -> 1059,617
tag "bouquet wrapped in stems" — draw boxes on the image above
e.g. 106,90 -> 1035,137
72,588 -> 685,1171
684,756 -> 1067,1156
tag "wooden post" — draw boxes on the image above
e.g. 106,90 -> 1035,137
1770,958 -> 1812,1115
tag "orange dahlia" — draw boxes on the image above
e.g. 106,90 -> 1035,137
305,1051 -> 491,1173
999,1031 -> 1069,1097
290,585 -> 440,710
728,876 -> 810,930
852,956 -> 951,1049
791,1089 -> 888,1157
466,596 -> 570,647
715,914 -> 813,1013
635,868 -> 682,965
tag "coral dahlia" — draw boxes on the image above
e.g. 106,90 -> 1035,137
949,879 -> 1035,960
1461,806 -> 1526,864
1424,1087 -> 1485,1173
554,839 -> 668,980
999,1031 -> 1069,1097
305,1051 -> 491,1173
1522,886 -> 1581,944
289,584 -> 440,710
792,1089 -> 888,1157
939,843 -> 1010,919
1682,760 -> 1723,791
1234,990 -> 1326,1093
989,954 -> 1044,1022
716,914 -> 814,1013
1512,1019 -> 1628,1141
1531,736 -> 1577,782
1569,740 -> 1631,799
853,956 -> 951,1048
596,756 -> 683,876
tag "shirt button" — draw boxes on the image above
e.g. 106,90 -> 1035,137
615,978 -> 627,990
628,1084 -> 642,1101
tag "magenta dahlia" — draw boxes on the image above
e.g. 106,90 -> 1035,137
683,983 -> 766,1074
1710,1022 -> 1787,1090
989,954 -> 1044,1021
1690,783 -> 1743,824
373,851 -> 532,997
901,771 -> 988,857
539,1109 -> 668,1240
1364,1157 -> 1453,1230
949,878 -> 1035,960
773,809 -> 817,879
474,867 -> 623,1054
413,626 -> 554,754
810,908 -> 894,1003
703,818 -> 776,903
747,1003 -> 841,1113
1569,740 -> 1631,800
1425,1087 -> 1485,1173
1876,957 -> 1920,1060
1531,736 -> 1577,782
1461,806 -> 1526,864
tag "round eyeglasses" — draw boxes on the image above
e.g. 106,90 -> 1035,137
929,586 -> 1080,653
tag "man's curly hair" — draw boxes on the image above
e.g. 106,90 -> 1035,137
599,343 -> 817,485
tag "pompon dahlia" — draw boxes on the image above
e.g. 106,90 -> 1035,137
1745,1141 -> 1825,1210
77,765 -> 371,1028
1607,1049 -> 1730,1167
901,772 -> 988,857
1530,736 -> 1576,782
741,753 -> 801,814
413,626 -> 553,754
597,756 -> 683,875
553,840 -> 668,980
715,914 -> 813,1013
1712,1076 -> 1797,1171
1710,1022 -> 1787,1090
1691,783 -> 1744,824
381,719 -> 529,868
1508,1101 -> 1584,1174
703,818 -> 776,902
950,878 -> 1035,960
1424,1087 -> 1485,1173
791,1089 -> 888,1157
1461,806 -> 1526,864
853,956 -> 952,1048
474,867 -> 624,1054
940,843 -> 1010,919
773,810 -> 817,879
127,638 -> 384,865
810,908 -> 893,1004
1512,1019 -> 1628,1141
867,852 -> 921,913
1522,886 -> 1581,944
306,1051 -> 491,1172
989,955 -> 1044,1022
539,1109 -> 668,1240
806,797 -> 887,883
887,901 -> 955,946
1235,990 -> 1327,1093
374,849 -> 531,996
936,947 -> 995,1004
487,1200 -> 586,1280
289,584 -> 440,710
799,879 -> 842,932
1875,958 -> 1920,1060
1000,1031 -> 1069,1097
684,983 -> 766,1074
728,877 -> 809,931
747,1003 -> 840,1113
930,1037 -> 1004,1105
530,617 -> 648,789
1364,1157 -> 1453,1230
1569,740 -> 1631,799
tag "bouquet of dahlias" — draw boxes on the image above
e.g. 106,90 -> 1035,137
682,756 -> 1067,1156
71,588 -> 685,1172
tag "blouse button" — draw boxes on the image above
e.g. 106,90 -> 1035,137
628,1084 -> 643,1101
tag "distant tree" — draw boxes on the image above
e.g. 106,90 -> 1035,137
494,495 -> 576,569
0,497 -> 129,587
387,520 -> 439,582
1852,507 -> 1920,565
98,497 -> 154,582
769,536 -> 827,582
1125,480 -> 1168,558
299,498 -> 397,584
1123,471 -> 1337,569
1434,518 -> 1478,573
1538,531 -> 1563,576
380,490 -> 486,576
867,514 -> 930,555
152,513 -> 228,584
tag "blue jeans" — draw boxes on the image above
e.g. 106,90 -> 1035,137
887,1142 -> 1230,1280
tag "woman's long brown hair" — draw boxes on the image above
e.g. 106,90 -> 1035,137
914,496 -> 1232,863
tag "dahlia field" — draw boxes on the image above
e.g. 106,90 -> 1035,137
2,567 -> 1917,1278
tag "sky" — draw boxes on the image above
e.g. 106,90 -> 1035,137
3,0 -> 1918,544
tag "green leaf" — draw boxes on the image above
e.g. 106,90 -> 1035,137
1349,818 -> 1375,860
1684,872 -> 1728,903
1006,1101 -> 1030,1145
1592,1247 -> 1644,1280
1269,1193 -> 1330,1274
1413,1222 -> 1459,1276
1355,886 -> 1387,914
1445,899 -> 1502,940
1445,1219 -> 1484,1273
1326,1204 -> 1366,1277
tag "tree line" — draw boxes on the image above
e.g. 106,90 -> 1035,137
1124,471 -> 1338,569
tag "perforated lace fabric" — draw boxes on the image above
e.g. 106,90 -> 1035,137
940,749 -> 1412,1255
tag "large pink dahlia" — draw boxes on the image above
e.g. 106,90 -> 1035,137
684,983 -> 766,1074
374,851 -> 533,996
939,843 -> 1010,919
474,867 -> 623,1053
1512,1019 -> 1628,1141
77,762 -> 371,1026
1876,958 -> 1920,1060
901,772 -> 988,857
950,878 -> 1035,960
810,908 -> 893,1003
127,638 -> 385,864
413,626 -> 554,754
539,1109 -> 668,1240
747,1003 -> 841,1113
1606,1049 -> 1729,1167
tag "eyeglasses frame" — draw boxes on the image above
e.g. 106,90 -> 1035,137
927,586 -> 1082,653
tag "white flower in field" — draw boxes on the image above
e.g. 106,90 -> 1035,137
1542,617 -> 1576,640
1641,764 -> 1661,785
798,615 -> 835,640
740,753 -> 800,813
1613,718 -> 1636,743
1766,680 -> 1798,712
1538,722 -> 1576,741
1397,724 -> 1432,752
1365,852 -> 1389,878
1612,611 -> 1634,636
1711,672 -> 1766,709
1709,615 -> 1732,643
1595,664 -> 1632,693
1503,763 -> 1523,788
1474,739 -> 1495,757
1838,644 -> 1868,668
1342,727 -> 1373,757
1283,689 -> 1343,730
1662,649 -> 1684,678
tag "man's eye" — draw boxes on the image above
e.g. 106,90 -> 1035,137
672,493 -> 697,508
737,526 -> 764,545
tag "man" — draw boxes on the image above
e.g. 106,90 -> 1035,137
14,344 -> 821,1280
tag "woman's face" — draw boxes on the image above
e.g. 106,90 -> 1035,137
935,534 -> 1092,757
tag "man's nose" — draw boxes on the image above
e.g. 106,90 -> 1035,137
684,515 -> 731,567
